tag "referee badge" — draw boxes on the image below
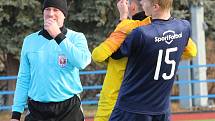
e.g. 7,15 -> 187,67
58,54 -> 67,67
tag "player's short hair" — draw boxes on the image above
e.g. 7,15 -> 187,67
152,0 -> 173,10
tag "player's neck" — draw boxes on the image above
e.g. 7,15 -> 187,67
152,9 -> 171,20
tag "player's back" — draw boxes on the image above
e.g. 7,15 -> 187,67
115,18 -> 191,114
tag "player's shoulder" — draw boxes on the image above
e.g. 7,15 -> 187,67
66,29 -> 87,43
66,28 -> 85,38
67,29 -> 84,35
24,30 -> 40,41
172,18 -> 191,28
135,22 -> 154,33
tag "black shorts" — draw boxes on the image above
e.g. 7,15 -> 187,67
25,95 -> 84,121
109,108 -> 171,121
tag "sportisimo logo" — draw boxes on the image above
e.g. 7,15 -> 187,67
155,30 -> 182,44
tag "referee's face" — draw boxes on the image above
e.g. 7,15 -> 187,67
43,7 -> 65,27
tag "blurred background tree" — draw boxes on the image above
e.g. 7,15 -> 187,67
0,0 -> 215,67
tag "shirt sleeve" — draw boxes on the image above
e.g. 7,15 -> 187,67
92,42 -> 113,62
181,20 -> 197,59
92,31 -> 127,63
92,18 -> 151,63
111,28 -> 143,59
12,38 -> 31,113
59,33 -> 91,69
91,20 -> 132,63
181,38 -> 197,60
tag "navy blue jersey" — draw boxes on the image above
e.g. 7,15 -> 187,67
112,18 -> 190,114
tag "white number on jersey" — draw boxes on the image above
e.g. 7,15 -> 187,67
154,47 -> 178,80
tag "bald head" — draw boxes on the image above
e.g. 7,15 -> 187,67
128,0 -> 143,17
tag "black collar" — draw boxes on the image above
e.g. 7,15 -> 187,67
38,26 -> 67,40
152,17 -> 174,22
132,11 -> 147,21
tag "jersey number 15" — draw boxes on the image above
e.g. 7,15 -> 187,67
154,47 -> 178,80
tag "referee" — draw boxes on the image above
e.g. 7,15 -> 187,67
10,0 -> 91,121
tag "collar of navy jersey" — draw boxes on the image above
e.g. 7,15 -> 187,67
151,17 -> 174,22
38,26 -> 67,40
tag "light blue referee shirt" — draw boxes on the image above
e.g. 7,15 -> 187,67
12,28 -> 91,113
